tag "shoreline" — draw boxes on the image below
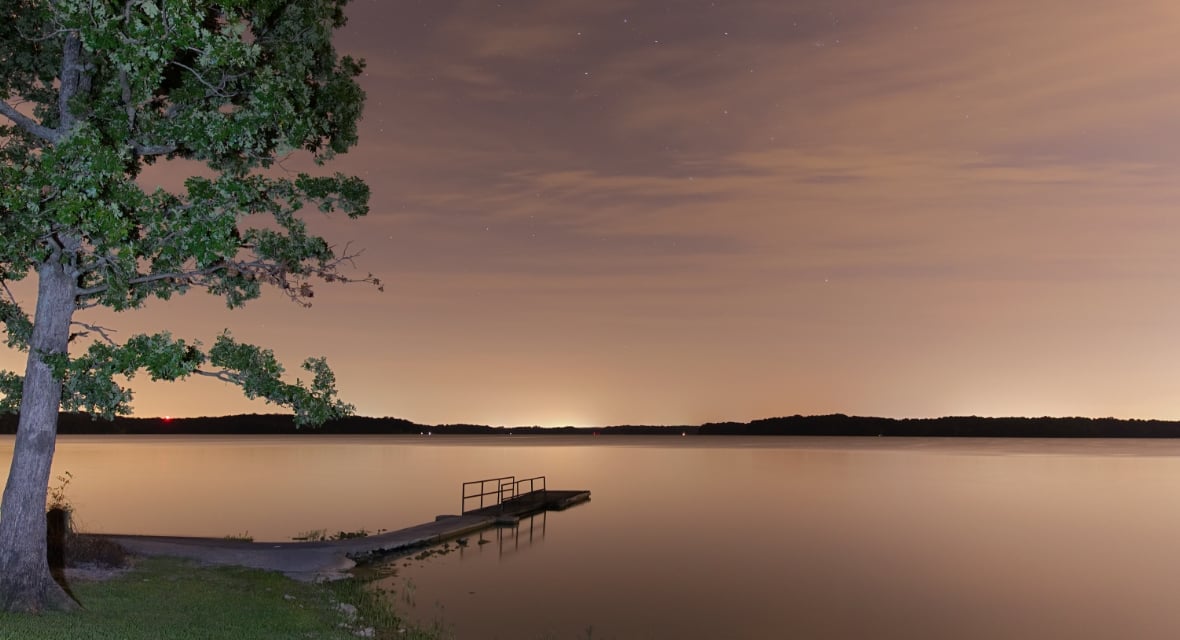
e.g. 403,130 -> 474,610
11,411 -> 1180,438
97,514 -> 494,582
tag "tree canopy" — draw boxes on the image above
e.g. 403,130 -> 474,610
0,0 -> 375,421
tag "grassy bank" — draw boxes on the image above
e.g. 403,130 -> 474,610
0,557 -> 443,640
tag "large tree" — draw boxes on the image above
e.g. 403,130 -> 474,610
0,0 -> 374,611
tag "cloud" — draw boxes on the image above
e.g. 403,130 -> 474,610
310,0 -> 1180,423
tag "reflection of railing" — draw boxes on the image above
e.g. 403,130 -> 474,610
467,511 -> 547,560
460,475 -> 548,514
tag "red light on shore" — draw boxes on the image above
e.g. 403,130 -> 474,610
161,416 -> 173,423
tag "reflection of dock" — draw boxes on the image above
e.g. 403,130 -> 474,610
101,476 -> 589,580
453,476 -> 587,559
466,511 -> 548,559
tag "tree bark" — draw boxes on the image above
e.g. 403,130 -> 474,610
0,256 -> 79,612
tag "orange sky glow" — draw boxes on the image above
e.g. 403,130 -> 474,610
6,0 -> 1180,427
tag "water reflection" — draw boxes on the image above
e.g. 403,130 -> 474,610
368,512 -> 553,638
389,512 -> 549,570
472,512 -> 547,559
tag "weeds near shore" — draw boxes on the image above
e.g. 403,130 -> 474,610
326,576 -> 453,639
292,527 -> 382,541
47,470 -> 73,511
222,532 -> 254,542
43,472 -> 130,571
293,528 -> 328,541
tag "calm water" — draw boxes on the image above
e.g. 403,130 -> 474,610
6,434 -> 1180,638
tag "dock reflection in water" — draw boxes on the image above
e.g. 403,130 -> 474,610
468,510 -> 547,560
370,510 -> 555,636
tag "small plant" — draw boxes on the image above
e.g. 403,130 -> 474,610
46,470 -> 73,512
401,578 -> 417,608
325,577 -> 416,639
332,528 -> 370,540
41,470 -> 131,570
292,528 -> 328,542
66,533 -> 129,569
292,527 -> 373,541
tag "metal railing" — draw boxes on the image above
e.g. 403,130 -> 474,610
512,475 -> 546,499
462,476 -> 516,514
461,475 -> 547,514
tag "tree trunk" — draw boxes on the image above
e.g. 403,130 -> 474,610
0,257 -> 79,612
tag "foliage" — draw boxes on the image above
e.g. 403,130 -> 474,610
292,527 -> 375,542
331,528 -> 370,540
0,0 -> 377,422
325,575 -> 446,640
293,528 -> 328,542
0,557 -> 447,639
61,532 -> 128,570
221,532 -> 254,543
46,471 -> 73,512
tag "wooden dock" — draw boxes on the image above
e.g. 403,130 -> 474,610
99,480 -> 590,581
466,489 -> 591,524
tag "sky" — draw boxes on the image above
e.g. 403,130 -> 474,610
9,0 -> 1180,427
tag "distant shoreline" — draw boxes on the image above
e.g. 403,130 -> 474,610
5,412 -> 1180,438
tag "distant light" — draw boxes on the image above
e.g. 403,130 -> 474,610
162,416 -> 173,423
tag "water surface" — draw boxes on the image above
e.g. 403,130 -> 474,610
5,435 -> 1180,638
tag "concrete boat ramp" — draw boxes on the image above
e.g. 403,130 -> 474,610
98,486 -> 589,581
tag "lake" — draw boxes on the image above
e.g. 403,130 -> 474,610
5,434 -> 1180,639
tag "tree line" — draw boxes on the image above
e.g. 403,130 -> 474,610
700,414 -> 1180,437
7,412 -> 1180,437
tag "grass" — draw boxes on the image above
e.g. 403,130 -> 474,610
0,557 -> 446,640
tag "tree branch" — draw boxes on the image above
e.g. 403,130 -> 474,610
77,242 -> 383,307
191,368 -> 245,385
118,64 -> 179,157
0,100 -> 59,144
0,280 -> 19,307
58,31 -> 85,132
118,68 -> 136,135
69,321 -> 118,346
168,60 -> 233,98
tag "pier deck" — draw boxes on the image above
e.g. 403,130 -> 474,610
467,489 -> 590,522
98,488 -> 589,581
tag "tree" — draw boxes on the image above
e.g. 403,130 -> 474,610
0,0 -> 374,611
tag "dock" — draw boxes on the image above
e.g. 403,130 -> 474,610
97,476 -> 589,581
458,474 -> 588,522
467,489 -> 590,523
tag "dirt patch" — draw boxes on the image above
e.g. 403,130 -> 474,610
52,523 -> 133,584
64,560 -> 135,583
